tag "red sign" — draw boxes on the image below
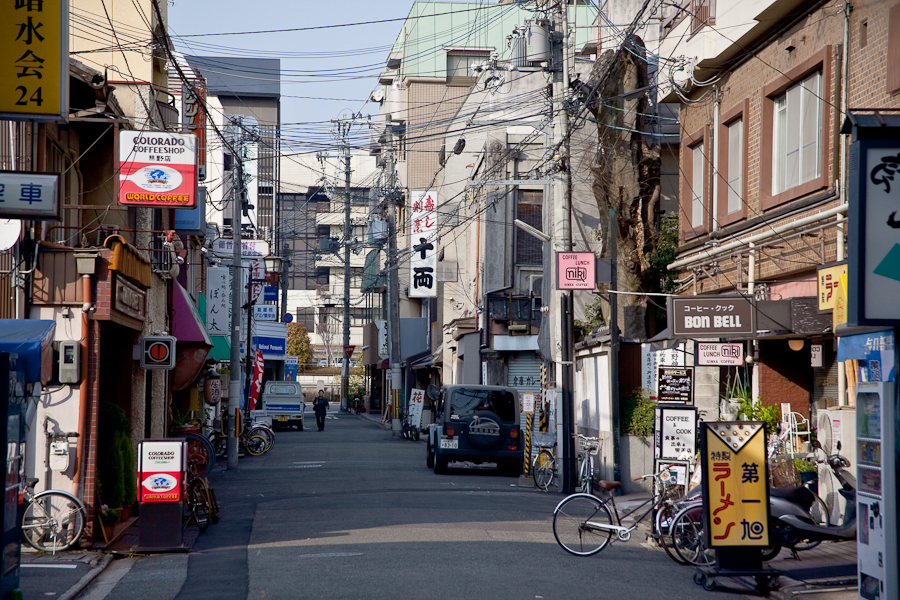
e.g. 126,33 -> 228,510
344,345 -> 356,359
138,440 -> 185,503
557,252 -> 596,290
182,80 -> 207,170
119,131 -> 198,208
249,351 -> 265,410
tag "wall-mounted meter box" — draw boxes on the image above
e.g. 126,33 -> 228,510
58,341 -> 80,384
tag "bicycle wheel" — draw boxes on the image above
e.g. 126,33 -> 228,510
248,425 -> 275,450
655,502 -> 688,565
209,432 -> 226,457
576,456 -> 592,494
671,505 -> 714,566
245,434 -> 268,456
187,479 -> 210,532
22,492 -> 85,552
177,432 -> 216,477
553,494 -> 614,556
533,450 -> 554,491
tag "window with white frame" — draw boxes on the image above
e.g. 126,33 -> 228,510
773,72 -> 822,195
691,143 -> 705,229
726,118 -> 743,214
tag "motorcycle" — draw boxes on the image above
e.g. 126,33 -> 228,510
765,440 -> 856,558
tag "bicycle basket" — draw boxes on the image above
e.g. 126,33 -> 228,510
533,432 -> 556,449
577,435 -> 601,455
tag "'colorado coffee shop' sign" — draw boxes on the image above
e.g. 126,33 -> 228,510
670,296 -> 755,338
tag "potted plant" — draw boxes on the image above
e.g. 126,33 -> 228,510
99,504 -> 120,541
795,457 -> 818,489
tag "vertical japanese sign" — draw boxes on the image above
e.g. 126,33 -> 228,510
119,131 -> 198,208
0,0 -> 67,121
205,267 -> 231,335
701,422 -> 769,548
248,350 -> 265,411
408,388 -> 425,428
181,79 -> 207,170
245,258 -> 264,302
656,405 -> 696,460
409,190 -> 437,298
817,262 -> 847,312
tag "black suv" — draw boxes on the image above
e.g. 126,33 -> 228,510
426,385 -> 523,475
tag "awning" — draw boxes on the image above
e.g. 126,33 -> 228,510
0,320 -> 55,384
409,349 -> 435,370
171,282 -> 212,391
208,336 -> 231,361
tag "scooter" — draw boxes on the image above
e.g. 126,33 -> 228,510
766,440 -> 856,558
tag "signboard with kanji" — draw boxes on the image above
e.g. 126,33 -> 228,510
409,190 -> 437,298
696,343 -> 744,366
817,262 -> 847,312
521,392 -> 535,414
408,388 -> 425,428
656,405 -> 696,460
181,80 -> 207,170
119,131 -> 198,208
657,367 -> 693,403
701,421 -> 769,548
670,296 -> 755,337
0,172 -> 59,219
0,0 -> 68,121
205,267 -> 230,336
556,252 -> 596,290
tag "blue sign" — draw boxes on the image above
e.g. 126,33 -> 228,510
263,286 -> 278,302
285,364 -> 298,380
283,313 -> 293,323
252,336 -> 286,355
175,187 -> 206,235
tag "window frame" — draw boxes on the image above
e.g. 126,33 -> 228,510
446,51 -> 491,87
717,99 -> 749,226
680,125 -> 710,239
759,47 -> 832,210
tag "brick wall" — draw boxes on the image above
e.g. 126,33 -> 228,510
758,339 -> 812,417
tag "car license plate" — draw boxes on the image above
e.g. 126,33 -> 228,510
277,416 -> 288,422
439,438 -> 458,449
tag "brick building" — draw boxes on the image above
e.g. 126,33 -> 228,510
658,0 -> 900,416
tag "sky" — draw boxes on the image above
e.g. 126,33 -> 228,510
167,0 -> 421,153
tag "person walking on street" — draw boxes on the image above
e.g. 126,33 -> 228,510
313,389 -> 329,431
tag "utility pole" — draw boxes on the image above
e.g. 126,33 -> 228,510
383,121 -> 403,434
330,118 -> 354,412
227,115 -> 245,470
551,1 -> 576,494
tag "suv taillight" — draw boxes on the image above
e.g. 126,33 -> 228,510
509,427 -> 519,439
445,425 -> 456,437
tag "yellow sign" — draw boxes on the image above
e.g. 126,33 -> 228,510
0,0 -> 67,120
832,273 -> 848,330
817,262 -> 848,312
703,422 -> 769,547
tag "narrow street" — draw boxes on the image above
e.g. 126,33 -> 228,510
76,411 -> 731,600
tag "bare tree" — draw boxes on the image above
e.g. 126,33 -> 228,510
584,35 -> 662,340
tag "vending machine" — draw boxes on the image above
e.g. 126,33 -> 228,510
855,381 -> 898,600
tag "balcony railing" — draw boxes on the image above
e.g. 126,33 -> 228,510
690,0 -> 715,35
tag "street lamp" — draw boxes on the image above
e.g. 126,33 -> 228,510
263,255 -> 283,277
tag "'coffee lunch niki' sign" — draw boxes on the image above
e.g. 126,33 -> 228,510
119,131 -> 197,208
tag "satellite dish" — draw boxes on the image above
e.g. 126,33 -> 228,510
0,220 -> 21,251
370,89 -> 384,103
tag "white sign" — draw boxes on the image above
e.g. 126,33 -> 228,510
206,267 -> 231,335
375,320 -> 389,359
211,238 -> 270,258
696,343 -> 744,366
641,343 -> 684,396
521,392 -> 535,414
0,172 -> 59,220
408,388 -> 425,428
658,407 -> 696,460
409,190 -> 437,298
861,146 -> 900,321
811,343 -> 823,367
139,440 -> 185,470
285,356 -> 298,365
254,305 -> 277,321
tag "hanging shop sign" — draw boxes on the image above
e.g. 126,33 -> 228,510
0,0 -> 68,121
205,267 -> 231,336
254,305 -> 277,321
816,261 -> 847,313
210,237 -> 270,259
700,421 -> 769,548
657,366 -> 693,403
655,405 -> 697,461
409,190 -> 438,298
181,79 -> 207,171
846,115 -> 900,325
557,252 -> 596,290
140,336 -> 176,370
696,343 -> 743,366
670,296 -> 755,337
118,131 -> 198,208
248,350 -> 265,411
0,172 -> 59,220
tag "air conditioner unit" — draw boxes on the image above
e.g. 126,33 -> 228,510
96,225 -> 120,246
816,408 -> 856,523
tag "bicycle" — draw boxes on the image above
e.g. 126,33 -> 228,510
21,477 -> 87,553
183,460 -> 220,532
575,434 -> 600,494
532,432 -> 557,491
552,468 -> 688,560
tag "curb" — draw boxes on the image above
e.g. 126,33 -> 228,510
59,553 -> 113,600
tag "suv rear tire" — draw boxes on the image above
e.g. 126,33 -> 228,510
433,446 -> 448,474
426,441 -> 435,468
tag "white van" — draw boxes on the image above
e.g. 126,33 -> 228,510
260,381 -> 305,430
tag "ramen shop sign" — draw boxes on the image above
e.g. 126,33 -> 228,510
119,131 -> 197,208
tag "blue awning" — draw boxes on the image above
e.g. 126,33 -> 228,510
0,320 -> 56,384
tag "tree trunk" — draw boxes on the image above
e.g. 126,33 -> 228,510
586,36 -> 662,340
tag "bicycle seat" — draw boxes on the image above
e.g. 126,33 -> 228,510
596,480 -> 621,491
25,477 -> 39,488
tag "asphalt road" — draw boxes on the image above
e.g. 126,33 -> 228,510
81,411 -> 739,600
